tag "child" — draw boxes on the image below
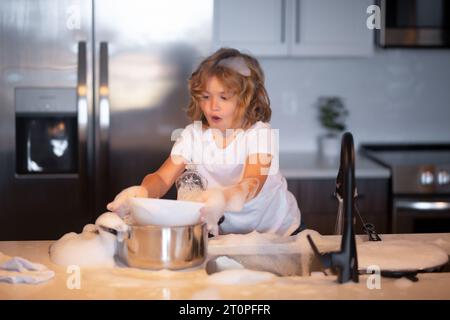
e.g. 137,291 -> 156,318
107,48 -> 302,237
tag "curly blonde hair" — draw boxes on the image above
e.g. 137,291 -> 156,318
186,48 -> 271,129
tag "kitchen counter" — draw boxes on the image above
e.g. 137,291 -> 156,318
279,152 -> 390,179
1,233 -> 449,300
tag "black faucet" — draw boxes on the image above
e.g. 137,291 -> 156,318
307,132 -> 359,283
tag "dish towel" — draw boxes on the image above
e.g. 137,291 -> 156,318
0,252 -> 55,284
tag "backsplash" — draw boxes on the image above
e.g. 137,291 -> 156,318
261,49 -> 450,152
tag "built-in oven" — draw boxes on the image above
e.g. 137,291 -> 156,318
362,144 -> 450,234
393,197 -> 450,233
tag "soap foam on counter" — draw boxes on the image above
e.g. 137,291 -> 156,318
207,269 -> 277,285
358,240 -> 449,271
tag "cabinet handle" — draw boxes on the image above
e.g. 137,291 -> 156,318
281,0 -> 286,42
295,0 -> 300,43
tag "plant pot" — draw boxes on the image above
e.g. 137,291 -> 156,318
318,134 -> 340,159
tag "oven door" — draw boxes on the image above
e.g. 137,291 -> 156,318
392,198 -> 450,233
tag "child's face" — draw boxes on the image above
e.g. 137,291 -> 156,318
199,76 -> 240,133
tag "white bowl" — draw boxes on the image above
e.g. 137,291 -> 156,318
128,197 -> 204,227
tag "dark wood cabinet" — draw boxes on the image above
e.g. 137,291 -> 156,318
287,178 -> 390,235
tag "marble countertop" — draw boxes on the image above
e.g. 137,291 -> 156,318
1,233 -> 449,300
279,152 -> 390,179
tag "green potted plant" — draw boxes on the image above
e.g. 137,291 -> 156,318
316,96 -> 349,158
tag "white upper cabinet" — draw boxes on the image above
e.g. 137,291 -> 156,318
213,0 -> 374,57
291,0 -> 374,56
213,0 -> 290,55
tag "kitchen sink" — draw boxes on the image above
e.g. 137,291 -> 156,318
205,231 -> 328,277
205,252 -> 323,277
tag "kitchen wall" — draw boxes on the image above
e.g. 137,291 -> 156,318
260,49 -> 450,152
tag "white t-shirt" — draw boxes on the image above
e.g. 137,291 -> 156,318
170,120 -> 301,236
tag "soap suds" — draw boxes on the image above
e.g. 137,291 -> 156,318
358,240 -> 449,271
206,256 -> 245,274
207,269 -> 277,285
49,232 -> 116,268
49,212 -> 128,267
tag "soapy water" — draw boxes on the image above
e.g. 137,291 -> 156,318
357,240 -> 449,272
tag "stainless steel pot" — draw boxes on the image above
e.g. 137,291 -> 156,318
118,222 -> 207,270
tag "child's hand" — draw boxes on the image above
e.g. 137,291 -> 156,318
191,178 -> 259,236
106,185 -> 148,217
193,188 -> 226,236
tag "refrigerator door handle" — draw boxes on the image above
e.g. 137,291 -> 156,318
77,41 -> 88,177
95,41 -> 110,215
99,42 -> 110,141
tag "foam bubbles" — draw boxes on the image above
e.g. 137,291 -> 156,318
49,212 -> 127,268
207,269 -> 277,285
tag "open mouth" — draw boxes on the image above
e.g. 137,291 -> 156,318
211,116 -> 222,122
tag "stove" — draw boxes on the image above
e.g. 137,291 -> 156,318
361,144 -> 450,233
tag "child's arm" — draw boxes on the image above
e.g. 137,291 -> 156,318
140,155 -> 186,198
222,153 -> 272,211
196,153 -> 272,235
198,154 -> 272,213
107,155 -> 186,215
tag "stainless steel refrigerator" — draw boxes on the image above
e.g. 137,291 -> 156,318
0,0 -> 213,240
